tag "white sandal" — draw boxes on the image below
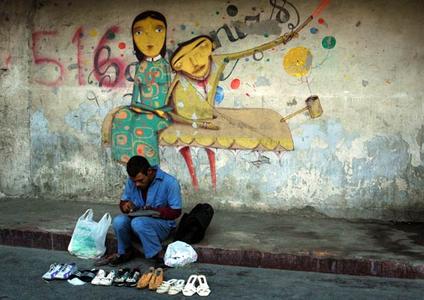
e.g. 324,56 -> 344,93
196,275 -> 211,296
156,279 -> 178,294
100,270 -> 116,286
91,269 -> 106,285
182,275 -> 198,296
168,279 -> 185,295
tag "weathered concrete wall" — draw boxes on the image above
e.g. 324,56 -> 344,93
0,0 -> 423,221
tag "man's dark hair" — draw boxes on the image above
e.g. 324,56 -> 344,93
131,10 -> 168,61
126,155 -> 151,177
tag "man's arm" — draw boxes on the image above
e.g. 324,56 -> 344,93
119,179 -> 136,214
119,200 -> 135,214
147,178 -> 182,220
149,206 -> 181,220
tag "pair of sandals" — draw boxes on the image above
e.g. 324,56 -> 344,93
91,269 -> 116,286
182,274 -> 211,297
42,263 -> 77,281
136,267 -> 164,290
156,279 -> 186,295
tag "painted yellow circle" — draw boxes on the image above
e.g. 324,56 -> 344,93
88,28 -> 98,37
217,136 -> 234,148
194,136 -> 215,147
283,47 -> 313,78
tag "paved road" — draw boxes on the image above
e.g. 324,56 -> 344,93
0,245 -> 423,299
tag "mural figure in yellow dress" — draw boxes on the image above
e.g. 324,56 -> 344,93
162,32 -> 300,191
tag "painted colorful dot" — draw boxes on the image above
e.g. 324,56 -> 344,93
322,36 -> 336,49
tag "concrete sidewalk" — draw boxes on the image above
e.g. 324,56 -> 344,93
1,197 -> 424,279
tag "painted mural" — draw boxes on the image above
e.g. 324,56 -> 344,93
109,11 -> 172,166
101,0 -> 332,191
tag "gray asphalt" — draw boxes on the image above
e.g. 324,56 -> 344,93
0,245 -> 424,300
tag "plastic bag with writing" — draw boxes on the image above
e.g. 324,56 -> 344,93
164,241 -> 198,267
67,209 -> 111,259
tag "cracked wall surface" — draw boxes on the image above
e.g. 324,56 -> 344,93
0,0 -> 423,220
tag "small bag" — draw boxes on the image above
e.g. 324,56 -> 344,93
164,241 -> 198,267
68,209 -> 111,259
174,203 -> 214,244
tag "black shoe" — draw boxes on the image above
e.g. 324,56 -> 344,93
153,257 -> 168,269
125,268 -> 141,287
113,268 -> 131,286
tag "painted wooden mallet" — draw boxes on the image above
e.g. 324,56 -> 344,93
280,95 -> 323,122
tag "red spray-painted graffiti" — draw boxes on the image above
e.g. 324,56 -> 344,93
31,31 -> 65,87
32,26 -> 132,89
71,27 -> 85,86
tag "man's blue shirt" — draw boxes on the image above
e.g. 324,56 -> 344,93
121,168 -> 182,227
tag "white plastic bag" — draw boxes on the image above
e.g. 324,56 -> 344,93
164,241 -> 198,267
68,209 -> 111,259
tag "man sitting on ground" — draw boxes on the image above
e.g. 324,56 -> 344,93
99,155 -> 182,266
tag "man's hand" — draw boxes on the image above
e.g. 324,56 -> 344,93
120,200 -> 135,214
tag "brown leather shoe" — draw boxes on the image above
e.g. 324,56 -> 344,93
94,253 -> 117,267
109,252 -> 133,266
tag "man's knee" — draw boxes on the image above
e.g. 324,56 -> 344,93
130,217 -> 152,234
113,214 -> 130,231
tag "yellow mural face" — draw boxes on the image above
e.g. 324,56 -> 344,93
133,17 -> 166,58
171,37 -> 213,80
283,47 -> 313,78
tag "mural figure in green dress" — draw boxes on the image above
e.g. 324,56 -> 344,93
111,11 -> 172,165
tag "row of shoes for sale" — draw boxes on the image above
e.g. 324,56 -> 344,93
42,263 -> 210,296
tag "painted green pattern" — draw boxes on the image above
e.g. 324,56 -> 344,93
111,58 -> 172,166
131,58 -> 171,109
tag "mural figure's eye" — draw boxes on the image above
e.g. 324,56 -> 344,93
134,30 -> 142,36
155,27 -> 163,33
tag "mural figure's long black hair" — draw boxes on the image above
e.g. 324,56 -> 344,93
131,10 -> 167,61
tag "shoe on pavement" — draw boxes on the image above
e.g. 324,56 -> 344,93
54,263 -> 77,280
42,263 -> 63,281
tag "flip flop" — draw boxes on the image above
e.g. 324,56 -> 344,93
149,268 -> 164,290
136,267 -> 155,289
182,274 -> 198,296
168,279 -> 185,295
156,279 -> 177,294
196,275 -> 211,296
